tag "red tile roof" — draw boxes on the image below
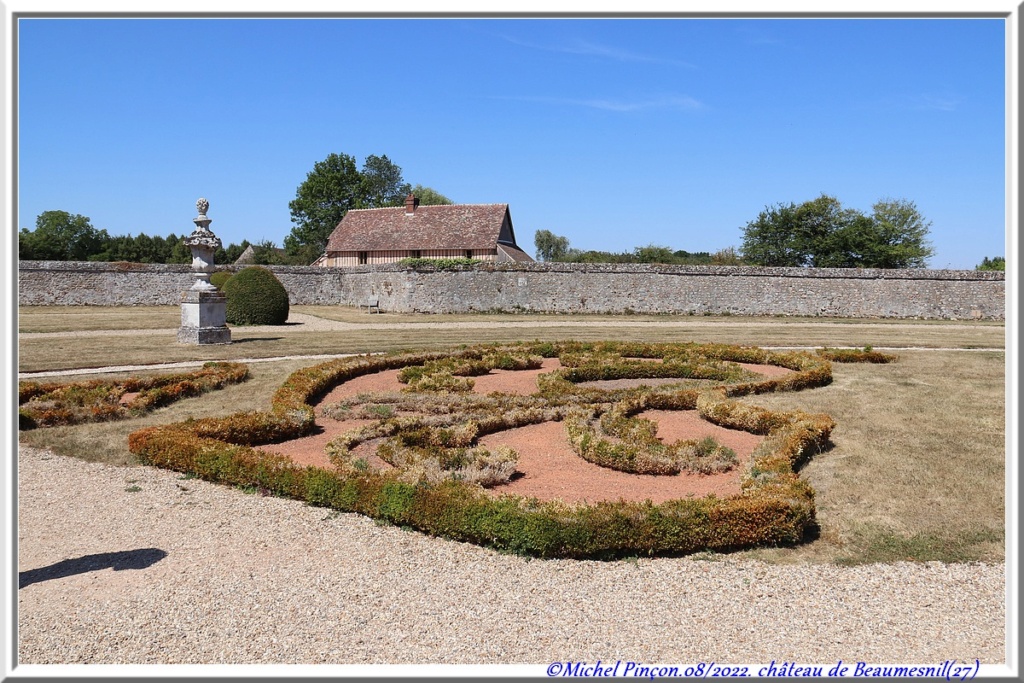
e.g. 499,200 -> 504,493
497,243 -> 535,263
326,203 -> 515,252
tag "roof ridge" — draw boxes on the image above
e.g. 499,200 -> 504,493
347,203 -> 507,213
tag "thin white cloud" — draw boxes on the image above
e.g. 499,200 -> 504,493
878,93 -> 961,112
911,94 -> 960,112
735,25 -> 785,46
500,34 -> 696,69
497,94 -> 705,112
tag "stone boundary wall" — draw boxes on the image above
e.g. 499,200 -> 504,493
18,260 -> 1005,320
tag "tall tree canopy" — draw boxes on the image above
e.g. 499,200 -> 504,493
534,229 -> 571,262
19,211 -> 108,261
284,153 -> 440,264
408,184 -> 454,206
360,154 -> 411,208
975,256 -> 1005,271
740,194 -> 934,268
285,152 -> 364,263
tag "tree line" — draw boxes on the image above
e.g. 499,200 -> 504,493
740,194 -> 934,268
20,168 -> 1004,272
533,230 -> 742,265
18,210 -> 296,265
19,152 -> 452,266
535,194 -> 1003,271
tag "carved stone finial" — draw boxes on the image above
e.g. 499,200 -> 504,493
196,197 -> 210,216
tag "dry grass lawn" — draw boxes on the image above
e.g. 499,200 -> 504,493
17,306 -> 1004,373
735,350 -> 1005,565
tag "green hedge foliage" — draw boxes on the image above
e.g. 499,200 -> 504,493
816,347 -> 899,363
128,342 -> 840,559
563,402 -> 739,476
398,257 -> 480,270
19,362 -> 249,430
222,266 -> 290,325
397,349 -> 543,393
209,270 -> 233,290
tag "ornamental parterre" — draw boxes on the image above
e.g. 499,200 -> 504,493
126,341 -> 867,559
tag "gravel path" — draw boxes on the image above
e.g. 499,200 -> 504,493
17,445 -> 1005,667
16,311 -> 1003,381
19,311 -> 1004,337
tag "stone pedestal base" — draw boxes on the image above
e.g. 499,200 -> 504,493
178,290 -> 231,345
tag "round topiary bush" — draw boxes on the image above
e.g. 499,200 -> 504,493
222,266 -> 290,325
209,270 -> 234,290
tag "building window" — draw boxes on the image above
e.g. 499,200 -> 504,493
411,250 -> 421,259
465,250 -> 473,259
358,251 -> 368,265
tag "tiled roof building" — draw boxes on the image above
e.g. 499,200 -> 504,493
320,193 -> 534,266
234,244 -> 288,265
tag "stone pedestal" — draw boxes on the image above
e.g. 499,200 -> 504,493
178,197 -> 231,345
178,289 -> 231,345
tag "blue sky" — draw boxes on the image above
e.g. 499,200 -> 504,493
17,16 -> 1007,269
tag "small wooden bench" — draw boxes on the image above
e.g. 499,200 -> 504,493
362,297 -> 381,314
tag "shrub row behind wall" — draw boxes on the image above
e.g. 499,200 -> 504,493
18,260 -> 1004,319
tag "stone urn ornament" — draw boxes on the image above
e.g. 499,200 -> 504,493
178,197 -> 231,344
184,197 -> 222,291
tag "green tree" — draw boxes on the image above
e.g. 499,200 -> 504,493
97,231 -> 174,263
812,212 -> 874,268
151,235 -> 170,262
359,154 -> 411,208
19,211 -> 109,261
408,184 -> 454,205
795,195 -> 847,267
133,233 -> 156,263
286,152 -> 419,264
976,256 -> 1005,271
251,239 -> 288,265
739,201 -> 809,267
286,152 -> 364,261
633,244 -> 677,264
741,195 -> 933,268
534,229 -> 571,261
710,247 -> 744,265
215,240 -> 251,265
108,235 -> 136,262
169,235 -> 193,264
864,198 -> 934,268
157,233 -> 178,263
741,194 -> 846,267
672,249 -> 714,265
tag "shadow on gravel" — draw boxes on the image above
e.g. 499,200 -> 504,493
19,548 -> 168,588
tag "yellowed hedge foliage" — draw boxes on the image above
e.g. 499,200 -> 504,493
19,362 -> 249,430
128,341 -> 843,558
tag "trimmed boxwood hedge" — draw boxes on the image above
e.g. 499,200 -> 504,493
209,270 -> 233,290
19,362 -> 249,430
222,266 -> 289,325
816,347 -> 899,363
128,342 -> 838,559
